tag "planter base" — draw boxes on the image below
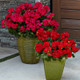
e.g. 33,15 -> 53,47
20,56 -> 39,64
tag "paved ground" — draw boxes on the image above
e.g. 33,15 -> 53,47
0,47 -> 80,80
62,51 -> 80,80
0,47 -> 18,59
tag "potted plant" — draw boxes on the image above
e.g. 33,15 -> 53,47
1,2 -> 59,64
35,30 -> 79,80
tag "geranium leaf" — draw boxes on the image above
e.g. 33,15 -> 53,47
72,54 -> 75,58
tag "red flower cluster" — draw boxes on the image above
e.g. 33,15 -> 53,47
61,32 -> 69,40
36,30 -> 49,41
1,2 -> 59,37
35,30 -> 79,60
35,43 -> 43,53
36,30 -> 60,41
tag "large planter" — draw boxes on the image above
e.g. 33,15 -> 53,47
44,59 -> 65,80
17,36 -> 40,64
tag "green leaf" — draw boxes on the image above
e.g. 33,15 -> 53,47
72,54 -> 75,58
44,55 -> 48,59
75,44 -> 77,47
41,54 -> 45,59
23,33 -> 27,37
36,56 -> 40,59
52,57 -> 56,61
18,32 -> 21,36
45,57 -> 51,61
47,37 -> 51,41
57,38 -> 61,42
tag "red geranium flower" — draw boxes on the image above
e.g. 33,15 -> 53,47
19,26 -> 25,32
72,47 -> 79,53
43,19 -> 50,27
8,8 -> 14,13
35,43 -> 43,53
61,32 -> 69,40
46,13 -> 55,19
51,41 -> 59,49
1,19 -> 6,28
36,30 -> 50,41
44,46 -> 52,53
50,30 -> 60,40
52,50 -> 63,58
43,41 -> 50,48
33,2 -> 43,9
66,49 -> 72,57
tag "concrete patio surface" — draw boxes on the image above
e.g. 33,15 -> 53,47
0,47 -> 18,59
0,47 -> 80,80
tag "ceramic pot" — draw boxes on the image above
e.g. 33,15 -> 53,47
44,59 -> 65,80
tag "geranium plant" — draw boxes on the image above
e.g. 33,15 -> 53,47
1,2 -> 58,38
35,30 -> 79,61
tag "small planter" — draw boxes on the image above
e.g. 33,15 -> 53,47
17,36 -> 40,64
44,59 -> 65,80
35,30 -> 79,80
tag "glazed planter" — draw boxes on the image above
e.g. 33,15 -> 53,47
44,59 -> 65,80
17,36 -> 40,64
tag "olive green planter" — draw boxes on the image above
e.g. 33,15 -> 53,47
44,59 -> 65,80
17,37 -> 40,64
